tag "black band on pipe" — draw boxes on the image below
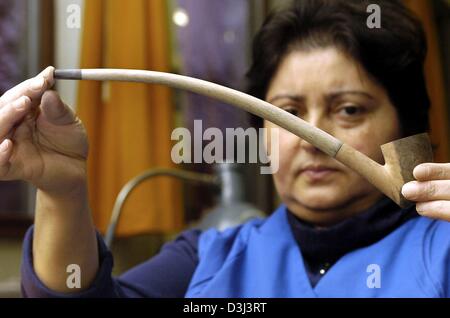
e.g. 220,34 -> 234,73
54,69 -> 82,80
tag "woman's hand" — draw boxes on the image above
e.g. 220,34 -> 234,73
402,163 -> 450,222
0,66 -> 88,196
1,67 -> 99,293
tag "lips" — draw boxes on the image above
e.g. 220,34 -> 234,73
299,165 -> 338,181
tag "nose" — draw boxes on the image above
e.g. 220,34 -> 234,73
300,138 -> 321,153
299,112 -> 331,154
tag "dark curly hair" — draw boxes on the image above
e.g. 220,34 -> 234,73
247,0 -> 430,136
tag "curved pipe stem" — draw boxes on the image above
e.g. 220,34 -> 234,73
54,69 -> 342,156
54,68 -> 407,206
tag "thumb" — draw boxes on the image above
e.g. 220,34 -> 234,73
40,90 -> 77,125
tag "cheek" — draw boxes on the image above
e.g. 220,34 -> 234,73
278,130 -> 298,163
343,128 -> 382,159
270,129 -> 299,182
336,114 -> 400,163
264,122 -> 298,158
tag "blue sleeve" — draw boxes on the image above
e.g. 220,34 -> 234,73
423,220 -> 450,298
20,226 -> 201,298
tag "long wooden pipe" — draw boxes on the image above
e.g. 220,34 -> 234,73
54,69 -> 433,208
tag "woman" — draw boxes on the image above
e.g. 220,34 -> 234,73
0,0 -> 447,297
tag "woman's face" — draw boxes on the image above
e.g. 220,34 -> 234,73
265,47 -> 401,226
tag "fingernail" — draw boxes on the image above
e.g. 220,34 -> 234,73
41,67 -> 55,86
402,182 -> 418,198
38,67 -> 51,77
413,164 -> 428,178
31,77 -> 45,90
0,140 -> 9,152
415,202 -> 429,216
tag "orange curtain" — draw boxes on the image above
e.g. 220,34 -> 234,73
404,0 -> 449,162
77,0 -> 182,236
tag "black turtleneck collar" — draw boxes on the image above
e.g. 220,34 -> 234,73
286,197 -> 419,287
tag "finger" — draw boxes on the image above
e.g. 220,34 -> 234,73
416,200 -> 450,222
0,66 -> 55,108
39,90 -> 77,126
413,163 -> 450,181
0,96 -> 32,140
0,139 -> 13,171
402,180 -> 450,202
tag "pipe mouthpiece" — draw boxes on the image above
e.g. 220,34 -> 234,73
54,69 -> 82,80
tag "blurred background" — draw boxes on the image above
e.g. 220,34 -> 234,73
0,0 -> 448,297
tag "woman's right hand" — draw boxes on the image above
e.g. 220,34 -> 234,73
0,66 -> 89,196
3,67 -> 100,293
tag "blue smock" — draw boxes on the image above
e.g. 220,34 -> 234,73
186,205 -> 450,297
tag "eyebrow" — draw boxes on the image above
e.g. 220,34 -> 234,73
327,90 -> 375,101
267,94 -> 305,104
267,90 -> 375,104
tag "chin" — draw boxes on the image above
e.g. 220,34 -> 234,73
285,191 -> 354,226
292,181 -> 344,206
293,191 -> 346,210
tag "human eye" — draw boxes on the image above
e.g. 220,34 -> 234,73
336,105 -> 366,118
281,105 -> 299,116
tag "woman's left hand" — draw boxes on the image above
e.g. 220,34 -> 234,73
402,163 -> 450,222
